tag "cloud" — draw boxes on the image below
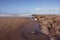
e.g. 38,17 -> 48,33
19,7 -> 60,14
0,7 -> 60,14
27,7 -> 60,14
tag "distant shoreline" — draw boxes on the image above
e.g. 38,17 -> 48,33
0,14 -> 60,17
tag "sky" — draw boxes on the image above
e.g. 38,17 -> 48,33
0,0 -> 60,14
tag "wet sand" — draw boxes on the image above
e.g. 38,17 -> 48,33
0,17 -> 50,40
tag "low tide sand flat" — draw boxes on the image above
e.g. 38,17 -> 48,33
0,14 -> 60,40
